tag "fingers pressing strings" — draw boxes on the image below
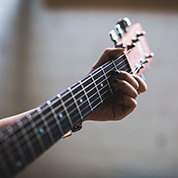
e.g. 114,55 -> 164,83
110,71 -> 139,98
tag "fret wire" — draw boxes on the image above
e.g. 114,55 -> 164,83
69,88 -> 83,120
2,123 -> 59,165
46,100 -> 64,136
0,113 -> 50,172
111,59 -> 119,71
1,114 -> 43,164
89,73 -> 103,103
58,78 -> 110,123
100,65 -> 113,95
59,95 -> 74,129
0,114 -> 54,170
58,79 -> 109,120
79,80 -> 93,111
9,124 -> 28,169
53,87 -> 110,133
1,101 -> 65,154
66,84 -> 109,121
17,117 -> 37,159
1,126 -> 20,175
36,107 -> 55,145
29,115 -> 48,152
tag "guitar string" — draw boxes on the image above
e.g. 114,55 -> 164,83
0,55 -> 130,156
0,48 -> 140,148
0,81 -> 117,175
32,48 -> 139,135
34,63 -> 130,132
0,51 -> 141,165
2,52 -> 127,138
27,60 -> 129,131
0,57 -> 144,173
1,52 -> 133,151
35,52 -> 134,126
48,49 -> 134,118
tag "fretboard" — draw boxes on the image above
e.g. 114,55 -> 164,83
0,53 -> 131,178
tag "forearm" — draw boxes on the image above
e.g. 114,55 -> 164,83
0,109 -> 35,132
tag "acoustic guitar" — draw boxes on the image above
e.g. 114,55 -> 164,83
0,17 -> 153,178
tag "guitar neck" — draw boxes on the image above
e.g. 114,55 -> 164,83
0,53 -> 130,178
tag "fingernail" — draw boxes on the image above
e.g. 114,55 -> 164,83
110,70 -> 120,76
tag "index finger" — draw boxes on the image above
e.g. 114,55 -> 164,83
90,48 -> 124,73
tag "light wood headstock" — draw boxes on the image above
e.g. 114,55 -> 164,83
110,17 -> 154,77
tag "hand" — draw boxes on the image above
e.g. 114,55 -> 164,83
84,48 -> 147,121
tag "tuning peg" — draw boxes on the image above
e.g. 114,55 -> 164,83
116,17 -> 131,32
145,52 -> 154,59
141,58 -> 149,65
127,42 -> 136,50
115,24 -> 124,38
132,37 -> 139,43
109,30 -> 119,45
136,30 -> 146,37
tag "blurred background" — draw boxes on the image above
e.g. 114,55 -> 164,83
0,0 -> 178,177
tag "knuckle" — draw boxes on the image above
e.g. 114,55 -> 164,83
121,71 -> 128,77
103,48 -> 112,54
120,80 -> 127,88
135,82 -> 139,91
133,91 -> 138,99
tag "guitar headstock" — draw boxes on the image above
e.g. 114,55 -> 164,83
109,17 -> 154,76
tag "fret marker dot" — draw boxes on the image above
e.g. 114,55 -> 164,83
100,83 -> 104,87
59,113 -> 63,118
16,161 -> 22,167
79,98 -> 83,103
39,128 -> 44,134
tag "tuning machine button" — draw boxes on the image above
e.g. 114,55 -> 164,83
141,58 -> 149,65
127,42 -> 136,50
132,37 -> 139,43
116,17 -> 131,33
109,30 -> 119,45
136,30 -> 146,37
115,24 -> 124,38
145,52 -> 154,59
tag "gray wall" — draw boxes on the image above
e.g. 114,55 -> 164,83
0,0 -> 178,177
